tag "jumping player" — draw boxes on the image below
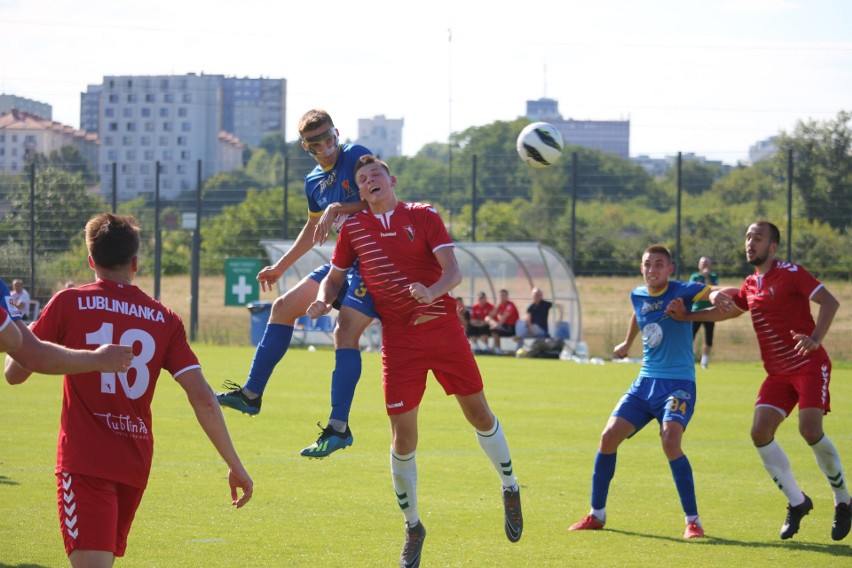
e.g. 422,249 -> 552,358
307,155 -> 523,568
217,109 -> 379,458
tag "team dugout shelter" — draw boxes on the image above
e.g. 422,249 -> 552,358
260,240 -> 582,351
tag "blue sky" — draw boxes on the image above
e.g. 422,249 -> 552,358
2,0 -> 850,163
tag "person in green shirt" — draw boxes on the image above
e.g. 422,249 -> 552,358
690,256 -> 719,368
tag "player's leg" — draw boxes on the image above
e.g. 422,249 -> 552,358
389,408 -> 426,567
796,362 -> 852,540
301,268 -> 377,457
752,391 -> 813,539
217,274 -> 320,415
700,322 -> 714,369
456,390 -> 523,542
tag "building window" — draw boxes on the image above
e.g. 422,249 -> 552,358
181,122 -> 191,132
108,94 -> 119,103
105,108 -> 115,117
160,79 -> 169,90
127,94 -> 137,103
109,122 -> 118,131
182,93 -> 191,103
144,150 -> 154,160
180,150 -> 191,160
141,108 -> 151,117
145,122 -> 155,132
140,136 -> 150,146
145,93 -> 155,103
159,108 -> 169,117
123,108 -> 133,117
140,164 -> 151,175
104,136 -> 114,146
162,150 -> 172,160
122,136 -> 132,146
158,136 -> 169,145
121,164 -> 132,174
126,122 -> 136,132
178,108 -> 188,117
162,122 -> 173,132
177,136 -> 187,146
177,164 -> 187,174
163,93 -> 174,103
107,150 -> 118,160
126,150 -> 136,160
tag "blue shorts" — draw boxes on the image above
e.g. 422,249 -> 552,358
308,263 -> 378,319
612,376 -> 696,433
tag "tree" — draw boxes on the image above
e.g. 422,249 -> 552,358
775,110 -> 852,232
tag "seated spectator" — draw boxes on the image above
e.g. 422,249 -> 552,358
10,279 -> 31,320
523,288 -> 552,339
467,292 -> 493,353
487,289 -> 520,355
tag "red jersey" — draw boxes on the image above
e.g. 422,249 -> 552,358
470,301 -> 494,322
31,279 -> 200,489
494,301 -> 520,326
0,304 -> 9,330
732,259 -> 828,375
332,202 -> 455,330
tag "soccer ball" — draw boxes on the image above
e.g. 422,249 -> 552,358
516,122 -> 564,168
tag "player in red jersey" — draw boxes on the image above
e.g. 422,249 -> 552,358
307,155 -> 522,567
667,220 -> 849,542
5,214 -> 253,567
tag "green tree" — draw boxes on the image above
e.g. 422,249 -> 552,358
775,110 -> 852,232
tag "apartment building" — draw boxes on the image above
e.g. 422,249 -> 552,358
356,115 -> 404,158
526,98 -> 630,159
0,109 -> 98,175
0,94 -> 52,120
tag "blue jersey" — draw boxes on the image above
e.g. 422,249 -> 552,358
304,143 -> 371,217
0,277 -> 23,320
631,280 -> 708,381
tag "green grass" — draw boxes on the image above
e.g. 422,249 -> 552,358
2,346 -> 852,567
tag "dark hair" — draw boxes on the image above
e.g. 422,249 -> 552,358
643,244 -> 672,262
354,154 -> 390,178
753,220 -> 781,244
85,213 -> 141,269
297,109 -> 333,136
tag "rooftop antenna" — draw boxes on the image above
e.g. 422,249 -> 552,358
543,62 -> 548,99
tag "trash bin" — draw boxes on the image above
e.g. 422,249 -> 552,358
247,301 -> 272,346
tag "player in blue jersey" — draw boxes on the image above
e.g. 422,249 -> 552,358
568,245 -> 710,539
216,109 -> 379,458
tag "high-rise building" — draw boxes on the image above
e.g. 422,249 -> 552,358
525,98 -> 630,159
356,115 -> 403,158
84,73 -> 283,200
220,77 -> 286,147
0,94 -> 52,121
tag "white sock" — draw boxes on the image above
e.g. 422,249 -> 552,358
391,448 -> 419,525
756,440 -> 805,505
591,508 -> 606,522
476,417 -> 517,488
810,434 -> 852,506
700,354 -> 709,367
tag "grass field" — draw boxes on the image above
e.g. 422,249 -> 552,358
2,347 -> 852,567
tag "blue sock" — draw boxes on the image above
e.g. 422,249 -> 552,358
669,455 -> 698,517
591,451 -> 617,510
329,348 -> 362,423
244,324 -> 293,395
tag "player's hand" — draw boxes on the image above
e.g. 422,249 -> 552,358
613,341 -> 630,359
256,264 -> 284,293
306,301 -> 332,319
228,465 -> 253,509
711,291 -> 735,312
94,344 -> 134,373
664,297 -> 687,320
791,330 -> 820,357
408,282 -> 434,304
313,204 -> 340,245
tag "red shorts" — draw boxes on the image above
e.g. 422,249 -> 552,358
56,471 -> 145,557
382,316 -> 484,414
755,358 -> 832,416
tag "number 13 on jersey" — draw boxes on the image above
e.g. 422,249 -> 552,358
86,322 -> 154,400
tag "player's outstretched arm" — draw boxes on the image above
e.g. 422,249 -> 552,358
257,215 -> 322,293
5,322 -> 133,384
177,368 -> 253,508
